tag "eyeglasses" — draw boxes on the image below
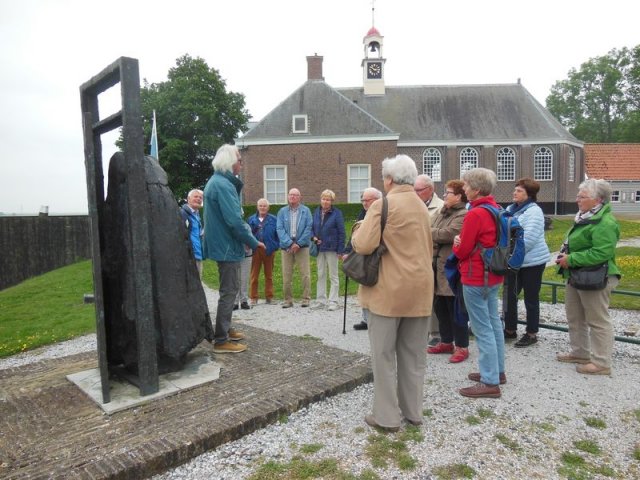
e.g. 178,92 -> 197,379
361,197 -> 375,203
576,195 -> 591,200
443,191 -> 456,196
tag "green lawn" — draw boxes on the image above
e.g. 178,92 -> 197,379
1,217 -> 639,358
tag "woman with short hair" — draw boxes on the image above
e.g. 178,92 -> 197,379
555,178 -> 620,375
352,154 -> 433,431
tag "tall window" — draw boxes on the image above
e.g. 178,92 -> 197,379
264,165 -> 287,204
534,146 -> 553,181
422,148 -> 441,181
459,147 -> 478,175
636,191 -> 640,202
611,190 -> 620,202
496,147 -> 516,181
348,164 -> 371,203
568,149 -> 575,182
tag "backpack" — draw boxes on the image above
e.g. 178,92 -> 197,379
475,204 -> 525,277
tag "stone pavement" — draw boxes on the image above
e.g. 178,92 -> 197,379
0,324 -> 371,479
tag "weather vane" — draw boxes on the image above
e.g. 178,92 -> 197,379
371,0 -> 376,26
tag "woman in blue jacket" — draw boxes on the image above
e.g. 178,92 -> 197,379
503,178 -> 551,347
310,189 -> 346,311
248,198 -> 279,305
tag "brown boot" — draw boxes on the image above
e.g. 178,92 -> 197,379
467,372 -> 507,384
213,341 -> 247,354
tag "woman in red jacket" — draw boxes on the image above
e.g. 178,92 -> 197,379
452,168 -> 506,399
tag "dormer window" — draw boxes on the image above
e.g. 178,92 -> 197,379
292,115 -> 308,134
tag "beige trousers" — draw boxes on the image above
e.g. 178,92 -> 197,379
368,311 -> 429,428
564,276 -> 618,368
281,247 -> 311,303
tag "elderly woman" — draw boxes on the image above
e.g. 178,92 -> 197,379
428,180 -> 469,363
503,178 -> 551,347
311,189 -> 346,311
555,179 -> 620,375
352,154 -> 433,431
248,198 -> 279,305
453,168 -> 505,399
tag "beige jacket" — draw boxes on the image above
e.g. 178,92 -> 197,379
352,184 -> 434,318
427,192 -> 445,218
431,202 -> 467,296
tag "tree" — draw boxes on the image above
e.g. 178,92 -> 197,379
546,46 -> 640,143
140,54 -> 250,201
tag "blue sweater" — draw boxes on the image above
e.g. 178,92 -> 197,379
247,213 -> 279,256
202,171 -> 258,262
312,206 -> 346,254
506,202 -> 550,267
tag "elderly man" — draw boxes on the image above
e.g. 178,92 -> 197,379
180,189 -> 204,278
276,188 -> 313,308
203,144 -> 264,354
345,187 -> 383,330
415,174 -> 445,346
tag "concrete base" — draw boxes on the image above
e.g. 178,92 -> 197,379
67,352 -> 221,414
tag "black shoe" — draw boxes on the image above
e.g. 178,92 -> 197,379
504,330 -> 517,340
240,301 -> 250,310
353,321 -> 368,331
515,333 -> 537,348
232,304 -> 239,311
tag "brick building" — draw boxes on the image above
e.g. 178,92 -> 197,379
237,26 -> 583,213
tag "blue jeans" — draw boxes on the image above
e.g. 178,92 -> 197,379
215,261 -> 240,344
462,284 -> 505,385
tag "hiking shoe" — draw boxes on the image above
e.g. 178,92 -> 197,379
449,346 -> 469,363
515,334 -> 537,348
504,330 -> 517,340
265,298 -> 273,304
364,414 -> 400,432
228,328 -> 245,341
427,337 -> 441,347
240,301 -> 251,310
327,302 -> 339,311
301,300 -> 310,307
468,372 -> 507,384
310,302 -> 325,310
459,383 -> 501,399
353,321 -> 368,331
576,363 -> 611,375
232,304 -> 239,311
556,353 -> 590,364
213,341 -> 247,354
282,302 -> 294,309
427,342 -> 454,354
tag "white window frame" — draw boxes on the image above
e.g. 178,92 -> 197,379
292,115 -> 308,134
534,146 -> 553,181
635,191 -> 640,202
611,190 -> 620,203
568,149 -> 575,182
348,164 -> 371,203
459,147 -> 478,175
496,147 -> 516,181
263,165 -> 288,205
422,147 -> 442,181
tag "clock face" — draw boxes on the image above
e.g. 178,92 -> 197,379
367,62 -> 382,79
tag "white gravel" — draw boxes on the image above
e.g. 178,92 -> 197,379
4,287 -> 639,479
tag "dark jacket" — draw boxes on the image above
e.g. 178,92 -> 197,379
312,206 -> 346,254
432,202 -> 467,296
247,213 -> 279,256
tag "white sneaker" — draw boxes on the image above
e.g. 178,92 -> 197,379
310,302 -> 325,310
327,302 -> 339,311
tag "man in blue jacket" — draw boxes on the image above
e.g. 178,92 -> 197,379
180,189 -> 204,278
276,188 -> 312,308
203,144 -> 264,353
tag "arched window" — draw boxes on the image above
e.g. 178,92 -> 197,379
422,148 -> 441,181
496,147 -> 516,181
459,147 -> 478,175
534,146 -> 553,181
568,149 -> 575,182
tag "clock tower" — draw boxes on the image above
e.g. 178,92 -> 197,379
362,25 -> 385,95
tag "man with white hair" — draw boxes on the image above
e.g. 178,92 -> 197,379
180,189 -> 204,278
203,144 -> 264,354
414,174 -> 445,347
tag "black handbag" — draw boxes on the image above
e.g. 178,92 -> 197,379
342,197 -> 388,286
568,263 -> 608,290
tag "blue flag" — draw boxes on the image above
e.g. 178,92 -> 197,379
150,110 -> 159,159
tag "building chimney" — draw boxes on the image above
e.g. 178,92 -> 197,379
306,54 -> 324,80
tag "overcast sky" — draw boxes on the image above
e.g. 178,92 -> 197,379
1,0 -> 639,214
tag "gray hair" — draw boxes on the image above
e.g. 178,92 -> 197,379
211,144 -> 239,173
462,168 -> 497,196
415,174 -> 434,188
578,178 -> 612,203
381,154 -> 418,186
361,187 -> 382,200
257,198 -> 270,207
187,189 -> 203,199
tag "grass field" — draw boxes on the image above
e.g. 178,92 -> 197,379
1,217 -> 639,358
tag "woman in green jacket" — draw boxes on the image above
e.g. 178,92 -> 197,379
555,178 -> 621,375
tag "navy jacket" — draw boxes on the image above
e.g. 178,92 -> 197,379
247,213 -> 279,256
312,206 -> 346,254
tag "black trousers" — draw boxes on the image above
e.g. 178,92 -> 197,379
433,295 -> 469,348
503,263 -> 546,334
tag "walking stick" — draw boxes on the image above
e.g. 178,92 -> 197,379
342,276 -> 349,334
